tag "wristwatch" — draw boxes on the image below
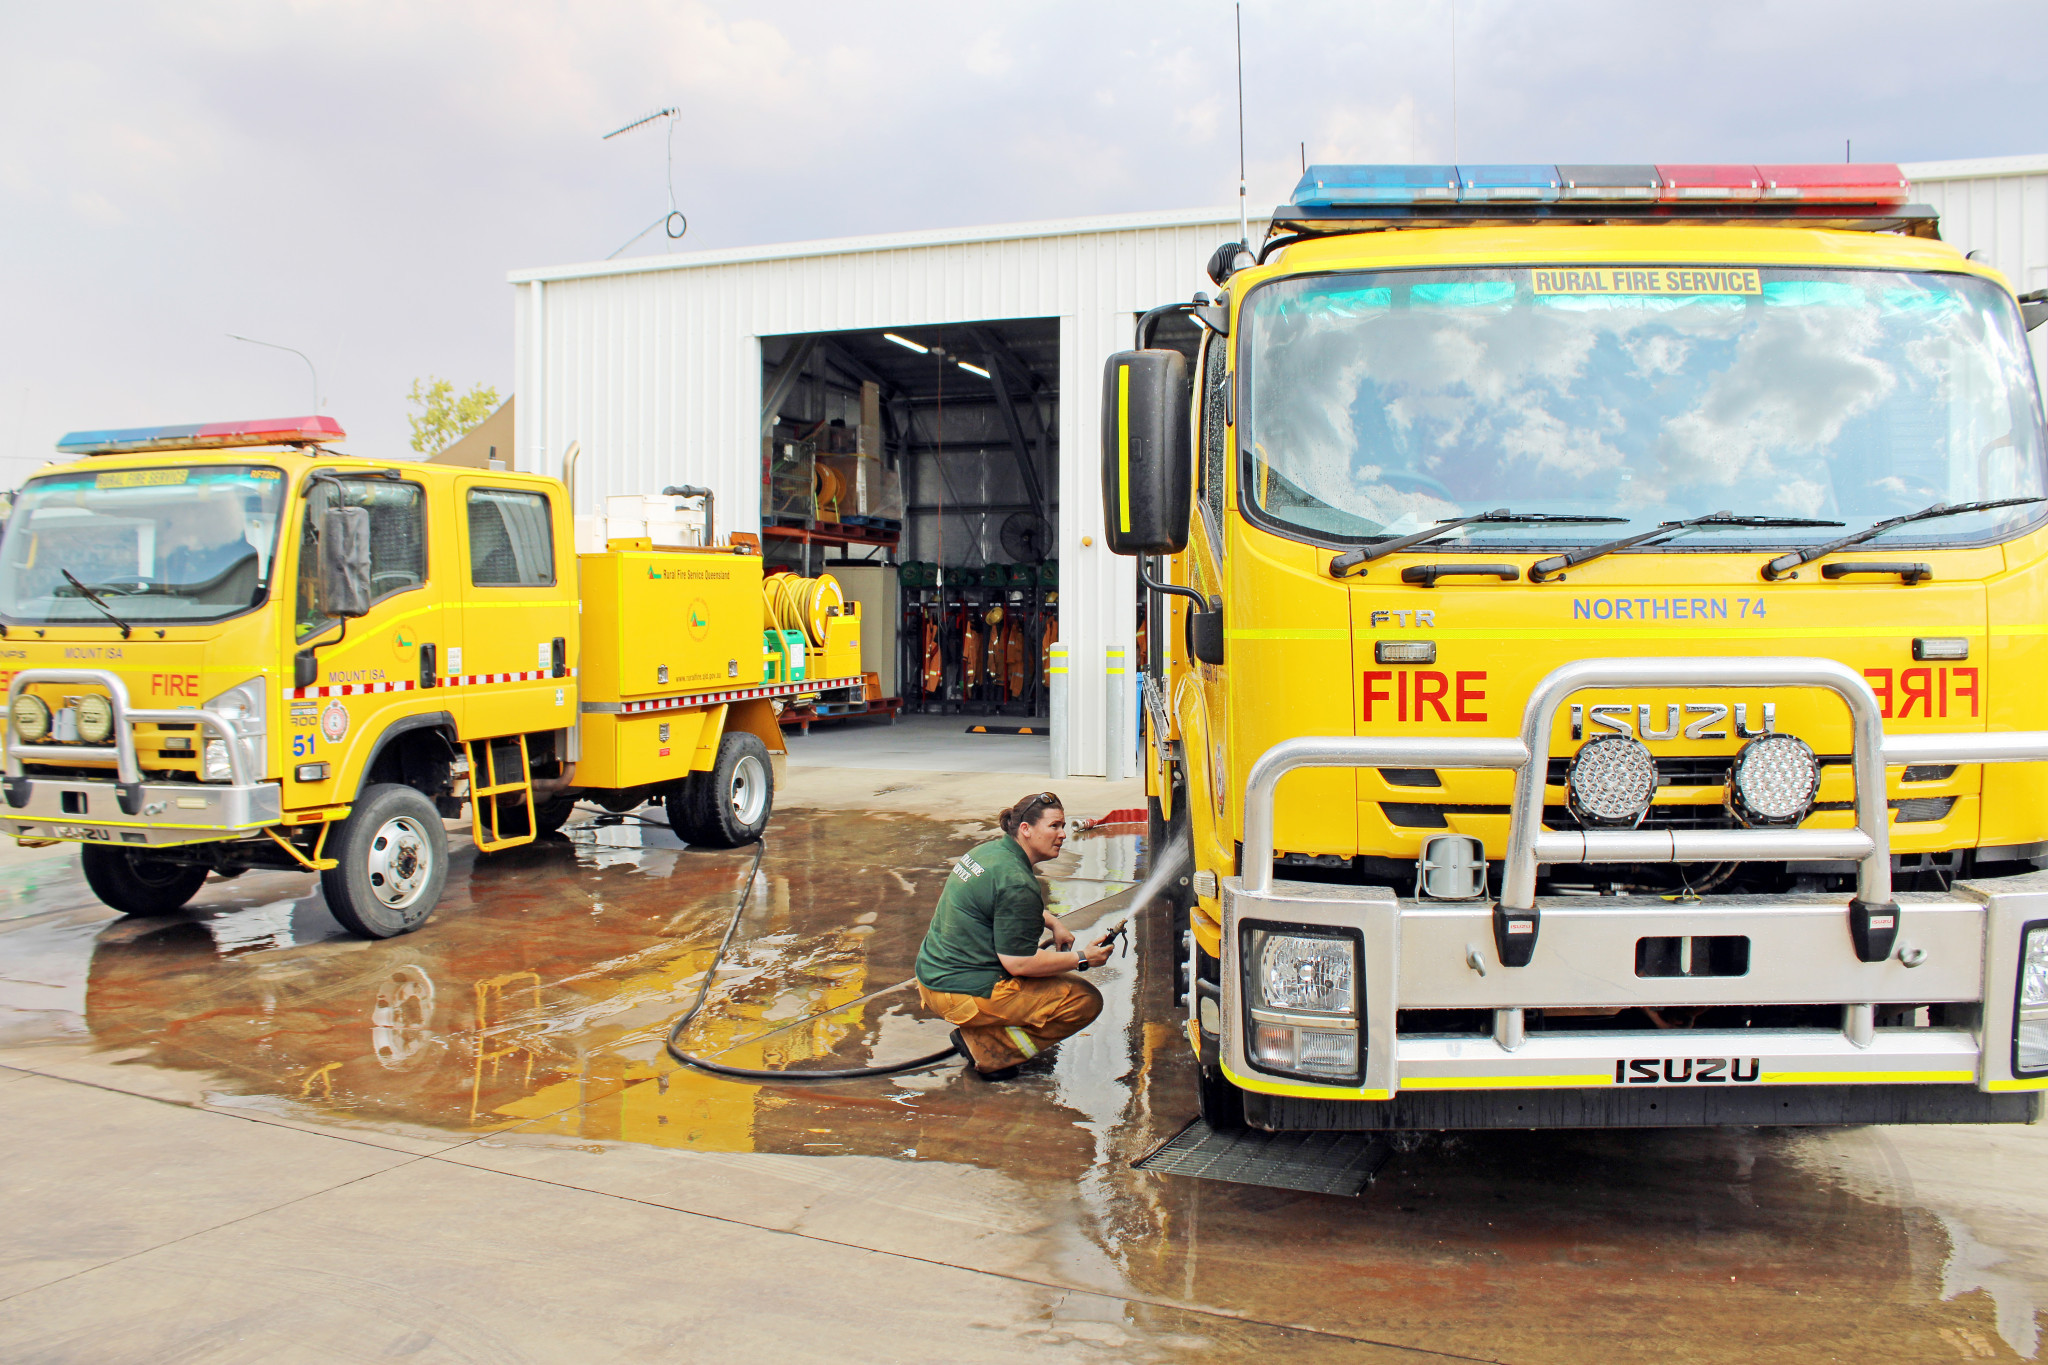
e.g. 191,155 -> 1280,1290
1074,951 -> 1089,973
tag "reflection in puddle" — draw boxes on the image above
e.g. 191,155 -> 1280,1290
199,896 -> 299,955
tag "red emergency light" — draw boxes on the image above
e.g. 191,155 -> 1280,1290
56,416 -> 345,456
1655,165 -> 1763,202
1755,163 -> 1912,204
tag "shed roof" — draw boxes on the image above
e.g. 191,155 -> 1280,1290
508,207 -> 1245,285
1903,153 -> 2048,181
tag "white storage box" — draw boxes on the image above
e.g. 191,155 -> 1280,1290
603,494 -> 705,547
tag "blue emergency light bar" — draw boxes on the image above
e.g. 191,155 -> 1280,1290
1276,163 -> 1927,237
56,415 -> 345,456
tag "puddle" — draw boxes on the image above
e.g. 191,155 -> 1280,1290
2,804 -> 2043,1361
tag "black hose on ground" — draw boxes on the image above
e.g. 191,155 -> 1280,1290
663,838 -> 964,1081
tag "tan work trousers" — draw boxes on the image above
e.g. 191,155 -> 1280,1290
919,974 -> 1104,1071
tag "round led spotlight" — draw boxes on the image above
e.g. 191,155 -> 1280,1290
75,693 -> 113,744
11,693 -> 50,743
1728,732 -> 1820,826
1567,734 -> 1657,827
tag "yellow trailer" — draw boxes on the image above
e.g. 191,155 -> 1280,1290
0,420 -> 862,937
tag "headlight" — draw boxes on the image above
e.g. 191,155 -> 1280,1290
2019,925 -> 2048,1008
202,677 -> 267,783
2019,926 -> 2048,1074
1253,930 -> 1356,1014
202,739 -> 232,782
1567,734 -> 1657,826
75,693 -> 113,744
12,693 -> 49,742
1728,732 -> 1820,827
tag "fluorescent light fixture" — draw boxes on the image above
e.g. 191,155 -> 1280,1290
956,360 -> 991,379
882,333 -> 928,354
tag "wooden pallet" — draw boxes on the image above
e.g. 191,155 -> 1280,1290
778,694 -> 903,735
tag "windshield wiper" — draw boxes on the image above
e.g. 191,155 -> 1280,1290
59,569 -> 133,639
1329,509 -> 1627,578
1529,511 -> 1845,584
1761,497 -> 2048,581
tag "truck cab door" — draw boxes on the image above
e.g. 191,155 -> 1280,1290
451,476 -> 578,741
287,473 -> 445,804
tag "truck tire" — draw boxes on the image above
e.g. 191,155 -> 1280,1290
321,784 -> 447,939
668,732 -> 773,847
1197,1057 -> 1246,1131
79,844 -> 208,918
532,795 -> 579,836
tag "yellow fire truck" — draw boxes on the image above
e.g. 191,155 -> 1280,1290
1109,163 -> 2048,1132
0,419 -> 861,937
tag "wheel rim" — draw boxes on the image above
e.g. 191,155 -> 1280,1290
365,815 -> 434,909
371,965 -> 437,1070
728,754 -> 768,826
130,857 -> 191,889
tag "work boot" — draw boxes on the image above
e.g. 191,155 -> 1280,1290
950,1028 -> 1020,1082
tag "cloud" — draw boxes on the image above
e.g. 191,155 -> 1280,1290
2,0 -> 2046,479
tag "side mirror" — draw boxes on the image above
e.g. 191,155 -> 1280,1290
2021,289 -> 2048,332
1100,350 -> 1192,556
318,504 -> 372,619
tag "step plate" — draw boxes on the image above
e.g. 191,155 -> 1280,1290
1133,1119 -> 1390,1197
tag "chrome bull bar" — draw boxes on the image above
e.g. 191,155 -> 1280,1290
3,668 -> 253,789
1241,656 -> 2048,968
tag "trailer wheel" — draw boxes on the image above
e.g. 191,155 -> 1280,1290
668,733 -> 773,847
79,844 -> 208,918
321,784 -> 447,939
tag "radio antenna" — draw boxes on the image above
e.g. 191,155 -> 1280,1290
602,106 -> 689,257
1235,2 -> 1251,253
603,107 -> 678,140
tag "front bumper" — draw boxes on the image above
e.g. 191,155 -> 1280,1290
0,775 -> 282,846
1220,873 -> 2047,1105
0,666 -> 276,847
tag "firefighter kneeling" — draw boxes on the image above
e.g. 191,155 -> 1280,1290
916,791 -> 1109,1080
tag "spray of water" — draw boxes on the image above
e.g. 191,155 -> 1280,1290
1124,823 -> 1194,916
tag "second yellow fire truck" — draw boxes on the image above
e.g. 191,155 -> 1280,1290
1110,162 -> 2048,1132
0,421 -> 863,938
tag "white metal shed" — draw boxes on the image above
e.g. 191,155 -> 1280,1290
509,207 -> 1249,779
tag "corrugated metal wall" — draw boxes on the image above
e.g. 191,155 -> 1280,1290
1907,154 -> 2048,383
510,209 -> 1244,776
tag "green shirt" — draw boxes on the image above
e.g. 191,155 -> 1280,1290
915,835 -> 1046,997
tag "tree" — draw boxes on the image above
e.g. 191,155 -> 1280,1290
406,377 -> 500,455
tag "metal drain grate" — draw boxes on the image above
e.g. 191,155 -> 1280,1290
1133,1119 -> 1391,1197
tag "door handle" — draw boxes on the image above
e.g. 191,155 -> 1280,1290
420,642 -> 438,689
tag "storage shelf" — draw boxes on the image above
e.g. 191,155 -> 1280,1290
762,520 -> 899,550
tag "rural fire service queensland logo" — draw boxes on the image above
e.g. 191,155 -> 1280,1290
688,598 -> 711,642
320,701 -> 350,743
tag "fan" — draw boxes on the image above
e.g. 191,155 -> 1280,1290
1000,511 -> 1052,563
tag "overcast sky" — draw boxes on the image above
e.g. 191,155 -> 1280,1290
4,0 -> 2044,483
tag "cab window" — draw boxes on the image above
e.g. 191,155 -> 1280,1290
295,479 -> 426,641
1198,331 -> 1228,547
467,488 -> 555,587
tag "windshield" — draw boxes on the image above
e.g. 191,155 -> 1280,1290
1239,265 -> 2048,549
0,465 -> 285,624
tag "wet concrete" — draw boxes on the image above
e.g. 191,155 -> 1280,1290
2,795 -> 2044,1362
